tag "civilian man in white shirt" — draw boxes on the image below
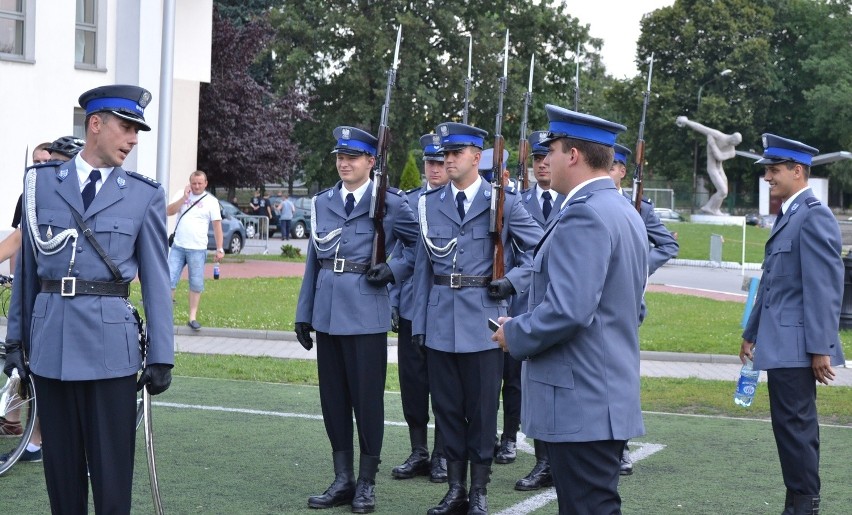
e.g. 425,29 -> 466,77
167,170 -> 223,330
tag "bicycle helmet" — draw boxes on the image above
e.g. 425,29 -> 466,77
46,136 -> 85,158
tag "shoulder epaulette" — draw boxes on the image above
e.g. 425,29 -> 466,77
520,187 -> 533,195
505,186 -> 518,195
315,186 -> 333,198
126,170 -> 160,188
804,196 -> 821,207
26,160 -> 62,172
641,197 -> 653,206
405,186 -> 422,195
422,186 -> 443,196
568,192 -> 594,205
387,186 -> 402,196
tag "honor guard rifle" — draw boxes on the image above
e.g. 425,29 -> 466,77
369,25 -> 402,266
463,34 -> 472,124
490,30 -> 509,281
516,54 -> 534,190
631,53 -> 654,212
573,42 -> 580,111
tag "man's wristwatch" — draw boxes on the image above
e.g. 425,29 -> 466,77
216,248 -> 224,252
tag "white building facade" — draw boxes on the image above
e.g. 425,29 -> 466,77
0,0 -> 212,272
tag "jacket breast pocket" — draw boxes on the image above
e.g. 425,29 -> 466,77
95,216 -> 136,262
356,220 -> 374,236
527,361 -> 582,434
770,239 -> 793,276
101,299 -> 142,371
472,226 -> 491,258
427,225 -> 454,248
37,209 -> 72,240
530,255 -> 546,307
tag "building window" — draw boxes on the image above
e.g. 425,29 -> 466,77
0,0 -> 34,61
75,0 -> 97,66
73,108 -> 87,139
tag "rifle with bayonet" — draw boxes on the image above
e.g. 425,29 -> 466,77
463,34 -> 472,124
490,30 -> 509,281
516,54 -> 534,190
369,25 -> 402,266
631,52 -> 654,212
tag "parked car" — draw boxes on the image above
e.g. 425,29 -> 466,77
654,208 -> 685,222
268,195 -> 311,239
207,200 -> 246,254
745,213 -> 760,226
758,214 -> 777,229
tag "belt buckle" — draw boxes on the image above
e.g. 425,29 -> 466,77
450,273 -> 462,289
333,258 -> 346,273
61,277 -> 76,297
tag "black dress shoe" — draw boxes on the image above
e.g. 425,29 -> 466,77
430,455 -> 448,483
619,447 -> 633,476
515,459 -> 553,491
391,448 -> 430,479
494,436 -> 516,464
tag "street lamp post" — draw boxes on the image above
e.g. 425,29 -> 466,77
692,69 -> 732,213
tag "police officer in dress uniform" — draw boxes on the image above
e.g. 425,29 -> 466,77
295,126 -> 419,513
3,85 -> 173,514
609,142 -> 678,475
411,122 -> 543,515
741,134 -> 844,515
493,105 -> 648,515
388,134 -> 449,483
511,130 -> 566,491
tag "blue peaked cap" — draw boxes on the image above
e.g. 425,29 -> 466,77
540,104 -> 626,147
478,148 -> 510,172
420,133 -> 444,162
755,133 -> 818,167
613,143 -> 632,164
435,122 -> 488,151
332,126 -> 378,156
78,84 -> 153,131
528,130 -> 550,156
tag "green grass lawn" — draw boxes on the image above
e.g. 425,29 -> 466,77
657,221 -> 770,262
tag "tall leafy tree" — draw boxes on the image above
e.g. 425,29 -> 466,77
197,7 -> 310,199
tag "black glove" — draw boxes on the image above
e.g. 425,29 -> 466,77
2,340 -> 28,382
391,306 -> 400,333
488,278 -> 516,300
412,334 -> 425,348
136,364 -> 172,395
366,263 -> 395,287
295,322 -> 314,351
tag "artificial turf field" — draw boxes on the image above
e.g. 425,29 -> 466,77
3,376 -> 851,514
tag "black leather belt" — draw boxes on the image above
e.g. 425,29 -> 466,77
320,258 -> 371,274
434,274 -> 490,289
41,279 -> 130,298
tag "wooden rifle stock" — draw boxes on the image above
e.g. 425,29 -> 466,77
490,136 -> 506,280
632,140 -> 645,211
370,127 -> 390,265
516,139 -> 530,191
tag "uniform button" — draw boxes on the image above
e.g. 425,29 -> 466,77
343,239 -> 348,244
345,222 -> 350,227
460,230 -> 465,235
125,314 -> 130,320
113,223 -> 119,229
77,246 -> 84,252
460,249 -> 465,254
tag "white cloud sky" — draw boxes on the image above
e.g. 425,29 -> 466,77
566,0 -> 675,79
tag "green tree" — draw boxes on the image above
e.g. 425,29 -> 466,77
399,151 -> 422,191
267,0 -> 603,191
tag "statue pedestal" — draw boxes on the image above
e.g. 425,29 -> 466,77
691,214 -> 745,226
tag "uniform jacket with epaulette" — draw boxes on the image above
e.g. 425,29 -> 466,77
296,181 -> 419,335
388,185 -> 425,322
742,189 -> 845,369
6,159 -> 174,381
411,180 -> 543,353
623,192 -> 679,275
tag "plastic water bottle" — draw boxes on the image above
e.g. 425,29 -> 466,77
213,263 -> 220,280
734,358 -> 759,407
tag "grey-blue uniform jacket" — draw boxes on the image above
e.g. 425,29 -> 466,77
503,179 -> 648,443
6,160 -> 174,381
742,189 -> 845,369
519,185 -> 566,231
626,192 -> 679,275
296,181 -> 419,335
412,181 -> 543,352
389,186 -> 424,321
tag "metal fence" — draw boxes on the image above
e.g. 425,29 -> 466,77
236,215 -> 271,255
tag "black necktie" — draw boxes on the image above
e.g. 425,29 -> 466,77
542,191 -> 553,220
456,191 -> 466,221
82,169 -> 101,210
344,193 -> 355,216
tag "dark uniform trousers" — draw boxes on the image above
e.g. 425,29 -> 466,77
397,317 -> 432,430
34,374 -> 138,514
316,332 -> 387,456
546,439 -> 625,515
767,367 -> 820,495
500,353 -> 522,437
427,347 -> 503,465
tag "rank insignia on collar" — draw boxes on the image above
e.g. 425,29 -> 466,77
327,189 -> 334,198
440,190 -> 446,201
484,189 -> 491,199
525,193 -> 531,202
791,203 -> 799,212
117,176 -> 126,188
58,169 -> 69,180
